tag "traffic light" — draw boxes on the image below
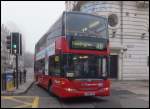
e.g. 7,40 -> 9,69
11,32 -> 22,55
6,35 -> 12,52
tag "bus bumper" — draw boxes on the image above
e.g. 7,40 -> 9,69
52,86 -> 110,98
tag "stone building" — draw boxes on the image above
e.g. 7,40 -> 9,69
1,24 -> 14,73
65,1 -> 149,80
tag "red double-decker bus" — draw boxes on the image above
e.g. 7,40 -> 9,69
34,11 -> 110,98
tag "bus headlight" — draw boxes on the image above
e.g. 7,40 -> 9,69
105,87 -> 109,91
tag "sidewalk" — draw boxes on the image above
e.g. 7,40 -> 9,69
1,81 -> 34,96
1,68 -> 34,96
111,80 -> 149,102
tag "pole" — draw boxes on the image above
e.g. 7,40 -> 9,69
16,54 -> 18,89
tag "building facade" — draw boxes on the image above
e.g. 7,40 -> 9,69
1,24 -> 14,73
65,1 -> 149,80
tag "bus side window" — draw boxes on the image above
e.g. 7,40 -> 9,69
49,55 -> 61,77
49,56 -> 54,76
35,59 -> 45,74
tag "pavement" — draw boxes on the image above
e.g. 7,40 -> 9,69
1,79 -> 149,108
111,80 -> 149,102
1,67 -> 34,96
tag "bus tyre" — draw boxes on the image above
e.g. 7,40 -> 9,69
48,82 -> 55,97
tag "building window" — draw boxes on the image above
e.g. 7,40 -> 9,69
108,14 -> 118,27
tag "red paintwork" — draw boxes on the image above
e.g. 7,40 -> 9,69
35,36 -> 110,98
35,73 -> 110,98
51,78 -> 110,98
55,36 -> 110,55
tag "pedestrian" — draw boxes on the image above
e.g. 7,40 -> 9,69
23,69 -> 27,83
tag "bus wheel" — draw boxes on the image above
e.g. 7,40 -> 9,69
48,81 -> 55,97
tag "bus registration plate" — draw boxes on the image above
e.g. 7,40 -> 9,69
84,92 -> 95,96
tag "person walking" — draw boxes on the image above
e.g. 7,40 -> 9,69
23,69 -> 27,83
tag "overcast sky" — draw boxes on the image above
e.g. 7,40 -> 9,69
1,1 -> 65,53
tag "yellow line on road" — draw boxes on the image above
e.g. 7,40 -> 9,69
1,96 -> 14,99
2,96 -> 35,98
1,96 -> 40,108
32,96 -> 39,108
13,104 -> 32,108
8,98 -> 31,105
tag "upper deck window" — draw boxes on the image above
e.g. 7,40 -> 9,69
65,12 -> 108,39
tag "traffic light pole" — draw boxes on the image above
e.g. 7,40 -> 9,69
8,32 -> 22,89
16,54 -> 18,89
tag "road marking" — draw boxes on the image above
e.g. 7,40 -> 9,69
13,104 -> 31,108
1,96 -> 13,99
1,96 -> 39,108
32,96 -> 39,108
7,97 -> 31,105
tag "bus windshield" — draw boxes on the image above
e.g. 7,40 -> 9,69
62,54 -> 108,79
65,12 -> 108,39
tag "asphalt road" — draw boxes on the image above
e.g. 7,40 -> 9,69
20,83 -> 149,108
